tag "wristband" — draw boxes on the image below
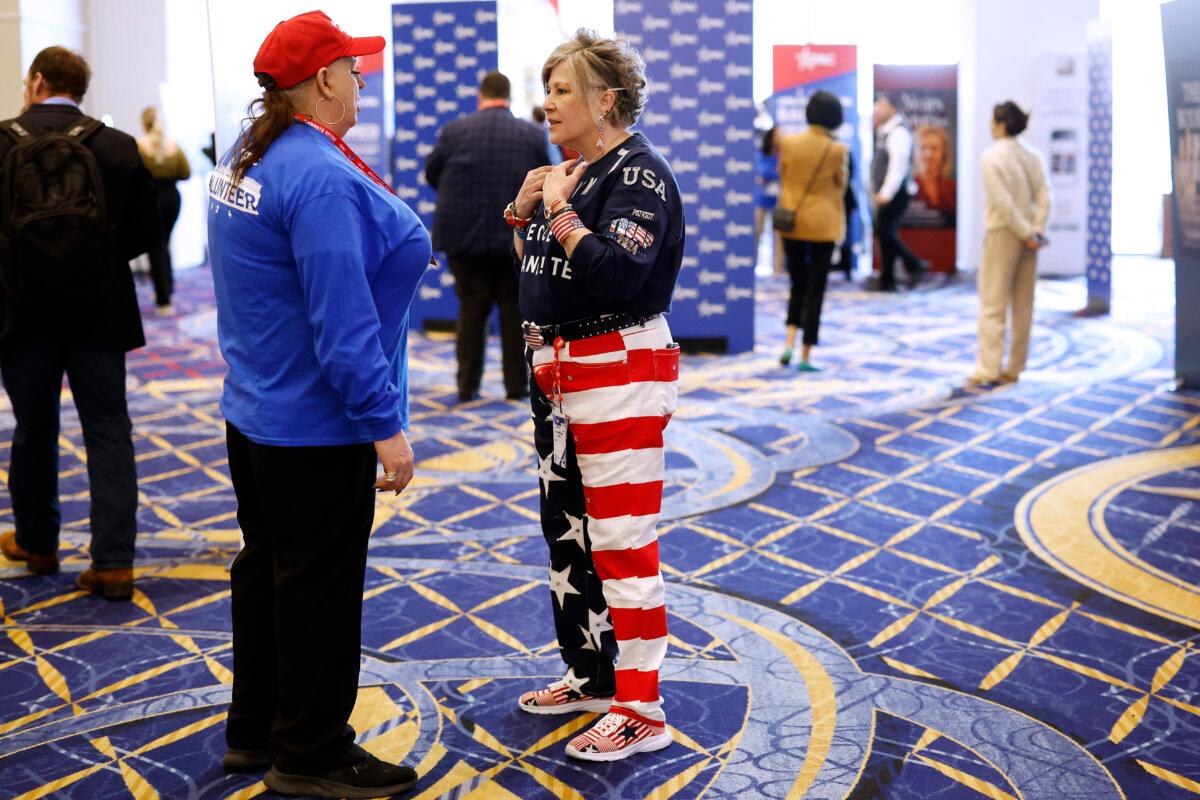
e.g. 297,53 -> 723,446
548,203 -> 573,221
550,210 -> 585,243
504,201 -> 532,230
546,196 -> 568,216
514,225 -> 529,241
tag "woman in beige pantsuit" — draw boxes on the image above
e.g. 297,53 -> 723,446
971,101 -> 1050,386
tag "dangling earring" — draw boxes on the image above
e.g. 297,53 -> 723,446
596,111 -> 607,151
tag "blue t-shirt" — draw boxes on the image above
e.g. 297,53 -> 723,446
755,151 -> 780,210
208,124 -> 430,446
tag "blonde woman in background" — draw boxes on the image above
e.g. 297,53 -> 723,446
137,107 -> 190,315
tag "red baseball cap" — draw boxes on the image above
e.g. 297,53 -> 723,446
253,10 -> 385,90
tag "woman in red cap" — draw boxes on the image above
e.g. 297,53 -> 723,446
207,11 -> 426,797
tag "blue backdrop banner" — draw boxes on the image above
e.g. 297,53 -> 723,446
343,50 -> 388,181
392,2 -> 498,328
614,0 -> 756,353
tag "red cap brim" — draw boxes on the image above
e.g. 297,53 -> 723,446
345,35 -> 386,58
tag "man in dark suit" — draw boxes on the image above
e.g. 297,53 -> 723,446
0,47 -> 160,599
426,71 -> 550,402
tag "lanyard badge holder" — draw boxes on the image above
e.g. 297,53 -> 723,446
551,336 -> 568,468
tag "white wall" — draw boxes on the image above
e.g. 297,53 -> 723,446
0,0 -> 23,115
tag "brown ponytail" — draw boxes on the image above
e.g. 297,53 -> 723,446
231,89 -> 297,184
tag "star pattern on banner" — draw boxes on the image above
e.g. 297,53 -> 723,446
548,564 -> 580,608
557,512 -> 586,549
537,452 -> 565,497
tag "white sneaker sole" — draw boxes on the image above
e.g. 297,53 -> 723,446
565,728 -> 674,761
517,695 -> 612,715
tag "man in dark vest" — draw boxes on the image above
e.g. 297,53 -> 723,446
0,47 -> 160,599
871,93 -> 927,291
425,71 -> 551,402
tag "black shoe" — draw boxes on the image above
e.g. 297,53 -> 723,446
457,390 -> 480,403
906,261 -> 929,289
264,754 -> 417,798
222,747 -> 272,773
506,390 -> 530,401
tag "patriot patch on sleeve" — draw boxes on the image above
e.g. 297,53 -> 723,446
607,218 -> 655,255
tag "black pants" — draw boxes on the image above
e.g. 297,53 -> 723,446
149,180 -> 181,307
0,338 -> 137,568
527,352 -> 618,695
224,423 -> 377,773
783,239 -> 834,347
449,256 -> 526,398
873,190 -> 922,289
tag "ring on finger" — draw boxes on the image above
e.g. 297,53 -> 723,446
385,471 -> 398,481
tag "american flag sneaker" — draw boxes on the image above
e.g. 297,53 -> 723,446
517,680 -> 613,715
564,711 -> 673,761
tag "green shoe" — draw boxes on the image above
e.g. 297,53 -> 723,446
796,361 -> 821,372
779,348 -> 792,366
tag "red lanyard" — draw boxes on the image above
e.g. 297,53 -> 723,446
292,114 -> 394,196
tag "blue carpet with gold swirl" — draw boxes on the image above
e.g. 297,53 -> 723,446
1,260 -> 1198,799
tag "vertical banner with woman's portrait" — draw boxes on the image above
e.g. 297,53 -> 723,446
873,65 -> 958,272
1163,0 -> 1200,384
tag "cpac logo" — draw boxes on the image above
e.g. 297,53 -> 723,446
394,13 -> 414,25
456,54 -> 478,69
395,100 -> 416,114
413,55 -> 435,70
698,80 -> 726,95
726,253 -> 753,269
725,96 -> 753,110
726,285 -> 754,301
681,255 -> 699,268
397,186 -> 419,200
436,99 -> 457,114
432,11 -> 455,25
670,0 -> 698,12
624,33 -> 644,45
477,40 -> 498,54
795,46 -> 838,71
649,80 -> 672,94
395,157 -> 419,171
670,63 -> 699,79
419,200 -> 437,215
394,129 -> 417,142
698,143 -> 726,158
673,160 -> 699,173
725,221 -> 753,237
645,15 -> 670,30
412,26 -> 434,41
457,84 -> 476,98
642,111 -> 670,127
699,301 -> 727,317
419,286 -> 442,300
476,8 -> 497,23
699,238 -> 723,254
615,0 -> 643,12
670,31 -> 699,47
699,48 -> 726,63
656,144 -> 672,157
643,47 -> 670,63
394,43 -> 414,56
674,286 -> 700,300
681,192 -> 700,204
725,189 -> 753,205
699,269 -> 726,285
698,175 -> 725,190
698,206 -> 725,222
360,96 -> 381,109
416,142 -> 434,157
454,25 -> 477,39
434,70 -> 456,84
725,31 -> 752,47
415,114 -> 438,128
698,15 -> 725,30
726,0 -> 753,13
725,126 -> 753,142
415,85 -> 436,99
670,127 -> 698,142
699,111 -> 725,126
685,224 -> 698,237
395,72 -> 416,84
434,41 -> 456,55
725,158 -> 753,174
440,271 -> 455,286
670,96 -> 699,111
725,63 -> 752,79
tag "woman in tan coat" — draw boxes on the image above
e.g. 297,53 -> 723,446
137,107 -> 190,315
776,91 -> 848,371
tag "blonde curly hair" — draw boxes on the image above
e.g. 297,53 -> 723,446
541,29 -> 647,128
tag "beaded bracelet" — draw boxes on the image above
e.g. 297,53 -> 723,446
550,209 -> 584,243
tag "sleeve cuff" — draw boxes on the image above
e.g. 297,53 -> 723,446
366,412 -> 405,442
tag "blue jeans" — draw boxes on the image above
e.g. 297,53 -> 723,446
0,338 -> 137,569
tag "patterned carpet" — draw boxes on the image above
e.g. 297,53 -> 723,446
1,260 -> 1198,799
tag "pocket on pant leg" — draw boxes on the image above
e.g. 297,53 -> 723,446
652,345 -> 679,424
532,362 -> 555,397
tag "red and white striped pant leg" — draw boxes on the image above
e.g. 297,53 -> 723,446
534,317 -> 679,725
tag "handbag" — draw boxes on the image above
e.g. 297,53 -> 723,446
773,139 -> 834,233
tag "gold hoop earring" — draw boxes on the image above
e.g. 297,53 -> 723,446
315,96 -> 346,126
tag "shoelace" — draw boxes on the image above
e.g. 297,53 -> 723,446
590,713 -> 626,737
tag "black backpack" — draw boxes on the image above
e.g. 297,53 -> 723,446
0,116 -> 115,308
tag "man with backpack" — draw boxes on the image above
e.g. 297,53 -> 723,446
0,46 -> 159,599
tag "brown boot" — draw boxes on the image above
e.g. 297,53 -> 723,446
0,530 -> 60,575
77,567 -> 134,600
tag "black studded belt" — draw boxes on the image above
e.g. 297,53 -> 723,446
522,313 -> 660,350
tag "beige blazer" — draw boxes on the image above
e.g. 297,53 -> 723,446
777,126 -> 849,243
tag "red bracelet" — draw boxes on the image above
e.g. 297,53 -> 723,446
504,201 -> 532,230
546,196 -> 568,216
550,210 -> 584,243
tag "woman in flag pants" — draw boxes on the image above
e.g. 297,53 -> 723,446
505,29 -> 685,761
